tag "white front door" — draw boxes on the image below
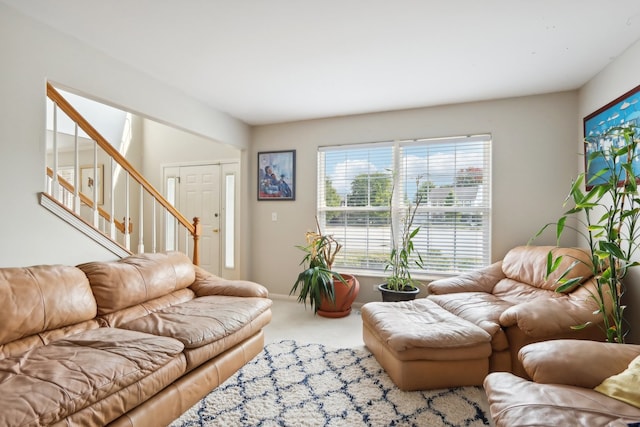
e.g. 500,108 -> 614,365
179,164 -> 220,274
163,162 -> 239,278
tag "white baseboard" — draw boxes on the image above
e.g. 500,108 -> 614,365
269,292 -> 364,309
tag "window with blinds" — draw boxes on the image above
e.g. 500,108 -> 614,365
317,135 -> 491,276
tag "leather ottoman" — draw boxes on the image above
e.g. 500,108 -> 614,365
362,298 -> 492,390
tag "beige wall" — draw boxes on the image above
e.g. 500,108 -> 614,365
249,92 -> 580,303
578,38 -> 640,344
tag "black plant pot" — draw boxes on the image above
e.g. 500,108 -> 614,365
378,283 -> 420,302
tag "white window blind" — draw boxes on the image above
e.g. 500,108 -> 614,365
317,135 -> 491,275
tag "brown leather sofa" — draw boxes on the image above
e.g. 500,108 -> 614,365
484,340 -> 640,426
0,251 -> 272,427
427,245 -> 607,377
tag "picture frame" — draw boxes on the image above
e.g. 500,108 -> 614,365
583,84 -> 640,190
80,164 -> 104,205
257,150 -> 295,201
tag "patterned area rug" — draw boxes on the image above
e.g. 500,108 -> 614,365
171,340 -> 493,427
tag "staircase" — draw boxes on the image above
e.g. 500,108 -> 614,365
42,83 -> 201,263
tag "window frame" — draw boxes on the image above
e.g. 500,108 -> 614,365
317,135 -> 491,277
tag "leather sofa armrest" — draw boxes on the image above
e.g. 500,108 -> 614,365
520,340 -> 640,388
427,261 -> 504,294
190,266 -> 269,298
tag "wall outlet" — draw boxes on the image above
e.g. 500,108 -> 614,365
271,212 -> 277,221
372,283 -> 379,292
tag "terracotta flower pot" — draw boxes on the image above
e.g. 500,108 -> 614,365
317,273 -> 360,318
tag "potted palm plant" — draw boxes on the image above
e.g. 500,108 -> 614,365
534,125 -> 640,343
290,218 -> 359,317
378,176 -> 424,302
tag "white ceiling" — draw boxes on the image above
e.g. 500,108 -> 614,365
5,0 -> 640,125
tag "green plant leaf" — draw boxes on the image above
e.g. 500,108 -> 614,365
569,176 -> 585,200
555,217 -> 566,242
570,322 -> 591,330
546,252 -> 562,277
600,241 -> 626,260
556,277 -> 582,293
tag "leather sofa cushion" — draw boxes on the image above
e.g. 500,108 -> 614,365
1,320 -> 102,360
0,265 -> 97,346
119,295 -> 273,349
428,292 -> 513,351
78,252 -> 196,315
501,246 -> 593,291
492,278 -> 557,304
429,292 -> 512,337
99,288 -> 196,328
520,340 -> 640,389
484,371 -> 640,427
182,309 -> 272,371
497,278 -> 604,339
0,327 -> 185,427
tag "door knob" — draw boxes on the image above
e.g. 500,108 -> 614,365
213,228 -> 219,233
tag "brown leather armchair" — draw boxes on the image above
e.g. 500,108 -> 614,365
484,340 -> 640,426
427,245 -> 607,377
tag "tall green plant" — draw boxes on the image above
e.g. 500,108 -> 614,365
291,218 -> 347,314
384,175 -> 424,291
534,125 -> 640,343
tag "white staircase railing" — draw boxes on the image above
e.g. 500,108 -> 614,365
42,83 -> 201,263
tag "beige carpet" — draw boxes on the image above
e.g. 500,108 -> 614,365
263,296 -> 365,348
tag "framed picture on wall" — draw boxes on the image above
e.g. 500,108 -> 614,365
80,164 -> 104,205
584,84 -> 640,190
257,150 -> 295,201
